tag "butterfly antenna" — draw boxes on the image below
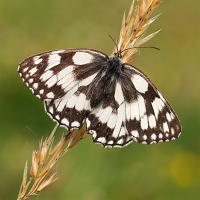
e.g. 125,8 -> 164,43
108,34 -> 120,55
121,46 -> 160,54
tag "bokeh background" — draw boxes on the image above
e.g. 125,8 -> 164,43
0,0 -> 200,199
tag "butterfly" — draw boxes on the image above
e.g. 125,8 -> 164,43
18,47 -> 181,148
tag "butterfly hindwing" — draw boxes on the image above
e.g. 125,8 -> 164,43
86,76 -> 133,147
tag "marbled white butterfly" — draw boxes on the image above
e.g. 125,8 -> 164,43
18,47 -> 181,148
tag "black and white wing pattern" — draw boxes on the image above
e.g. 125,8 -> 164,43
18,49 -> 108,129
124,64 -> 181,145
86,64 -> 181,147
18,48 -> 181,148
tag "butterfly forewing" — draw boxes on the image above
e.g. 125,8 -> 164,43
18,49 -> 108,129
18,49 -> 108,100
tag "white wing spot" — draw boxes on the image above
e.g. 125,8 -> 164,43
55,115 -> 60,120
39,89 -> 44,94
97,137 -> 106,144
143,135 -> 147,140
171,128 -> 175,135
119,127 -> 126,137
90,130 -> 97,138
115,82 -> 124,105
107,113 -> 117,129
34,56 -> 43,65
163,122 -> 169,133
155,98 -> 165,111
166,112 -> 172,122
73,52 -> 94,65
79,72 -> 98,87
86,118 -> 91,127
29,78 -> 33,84
71,121 -> 80,127
125,103 -> 131,121
148,115 -> 156,128
170,112 -> 175,120
56,85 -> 79,111
46,54 -> 61,70
131,74 -> 148,93
59,74 -> 75,90
158,133 -> 163,139
67,95 -> 78,108
142,141 -> 148,144
152,104 -> 158,120
40,70 -> 53,82
130,101 -> 140,120
112,103 -> 125,139
61,118 -> 69,126
49,106 -> 53,114
46,75 -> 57,88
29,67 -> 38,76
117,139 -> 124,145
141,115 -> 148,130
151,133 -> 157,140
108,140 -> 114,145
57,65 -> 74,81
23,67 -> 28,73
131,130 -> 139,138
75,93 -> 90,111
99,106 -> 113,124
47,92 -> 55,98
33,83 -> 38,89
138,95 -> 146,117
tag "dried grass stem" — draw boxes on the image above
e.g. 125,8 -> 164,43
17,126 -> 85,200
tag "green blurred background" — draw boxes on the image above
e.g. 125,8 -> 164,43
0,0 -> 200,199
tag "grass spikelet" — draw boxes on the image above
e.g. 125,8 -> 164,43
116,0 -> 161,62
17,125 -> 86,200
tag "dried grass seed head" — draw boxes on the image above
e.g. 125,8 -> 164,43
116,0 -> 161,63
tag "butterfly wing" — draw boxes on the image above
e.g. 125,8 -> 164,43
18,49 -> 181,147
18,49 -> 108,129
86,64 -> 182,147
124,64 -> 182,144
